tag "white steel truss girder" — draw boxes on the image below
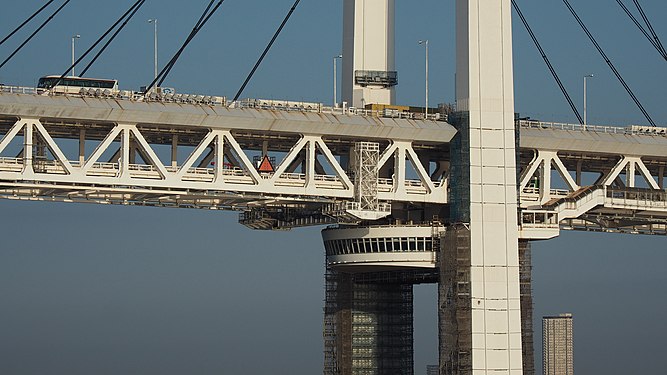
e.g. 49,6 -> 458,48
519,148 -> 667,239
519,150 -> 579,204
601,156 -> 660,189
0,118 -> 447,205
378,140 -> 446,202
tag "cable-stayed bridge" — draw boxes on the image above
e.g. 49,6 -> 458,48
0,0 -> 665,374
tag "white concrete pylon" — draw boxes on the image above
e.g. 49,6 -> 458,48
342,0 -> 396,108
444,0 -> 523,373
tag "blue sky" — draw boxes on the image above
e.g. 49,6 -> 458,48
0,1 -> 665,374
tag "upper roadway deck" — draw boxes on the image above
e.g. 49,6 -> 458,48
0,89 -> 456,144
520,120 -> 667,158
0,89 -> 665,233
1,89 -> 665,157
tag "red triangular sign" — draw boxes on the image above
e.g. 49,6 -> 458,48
258,155 -> 274,172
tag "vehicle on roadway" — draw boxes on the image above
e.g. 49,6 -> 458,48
37,75 -> 119,95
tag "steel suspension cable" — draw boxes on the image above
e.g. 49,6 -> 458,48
232,0 -> 302,103
562,0 -> 656,126
632,0 -> 666,59
0,0 -> 55,47
51,0 -> 146,88
143,0 -> 224,93
80,0 -> 146,77
511,0 -> 583,124
0,0 -> 71,71
615,0 -> 666,61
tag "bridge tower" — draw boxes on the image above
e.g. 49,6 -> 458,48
441,0 -> 523,374
341,0 -> 397,108
336,0 -> 524,374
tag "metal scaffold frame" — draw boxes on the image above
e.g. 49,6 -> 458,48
324,268 -> 416,375
353,142 -> 380,212
519,241 -> 535,375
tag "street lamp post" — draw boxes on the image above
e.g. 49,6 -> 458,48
333,54 -> 342,108
583,74 -> 594,126
71,34 -> 80,77
148,19 -> 158,81
418,40 -> 429,117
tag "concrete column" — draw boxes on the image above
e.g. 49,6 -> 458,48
342,0 -> 396,108
442,1 -> 523,374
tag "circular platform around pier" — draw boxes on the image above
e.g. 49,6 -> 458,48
322,224 -> 441,271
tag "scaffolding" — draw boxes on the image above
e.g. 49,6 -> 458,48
353,142 -> 380,212
324,269 -> 415,375
438,224 -> 472,375
519,240 -> 535,375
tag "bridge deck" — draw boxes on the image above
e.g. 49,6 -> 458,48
0,92 -> 456,144
0,91 -> 666,234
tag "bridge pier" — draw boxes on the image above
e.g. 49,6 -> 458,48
324,269 -> 415,375
438,0 -> 524,373
322,224 -> 441,375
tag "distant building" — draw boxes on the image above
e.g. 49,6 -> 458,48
426,364 -> 439,375
543,313 -> 574,375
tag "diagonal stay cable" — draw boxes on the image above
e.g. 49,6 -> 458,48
80,0 -> 147,77
0,0 -> 71,71
156,0 -> 224,88
0,0 -> 55,47
512,0 -> 583,124
632,0 -> 667,59
615,0 -> 665,60
143,0 -> 223,93
563,0 -> 656,126
143,0 -> 216,92
232,0 -> 302,103
158,0 -> 216,84
50,0 -> 146,88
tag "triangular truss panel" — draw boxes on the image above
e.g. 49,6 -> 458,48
270,136 -> 352,191
0,116 -> 451,206
0,119 -> 26,161
176,130 -> 261,185
600,156 -> 659,189
376,141 -> 438,199
519,150 -> 579,204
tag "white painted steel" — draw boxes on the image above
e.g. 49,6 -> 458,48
0,117 -> 449,212
0,93 -> 665,228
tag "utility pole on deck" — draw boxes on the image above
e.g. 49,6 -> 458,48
148,19 -> 158,82
71,34 -> 80,76
418,40 -> 429,117
583,73 -> 594,126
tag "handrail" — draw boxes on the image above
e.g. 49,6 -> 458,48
518,119 -> 667,136
0,84 -> 445,121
